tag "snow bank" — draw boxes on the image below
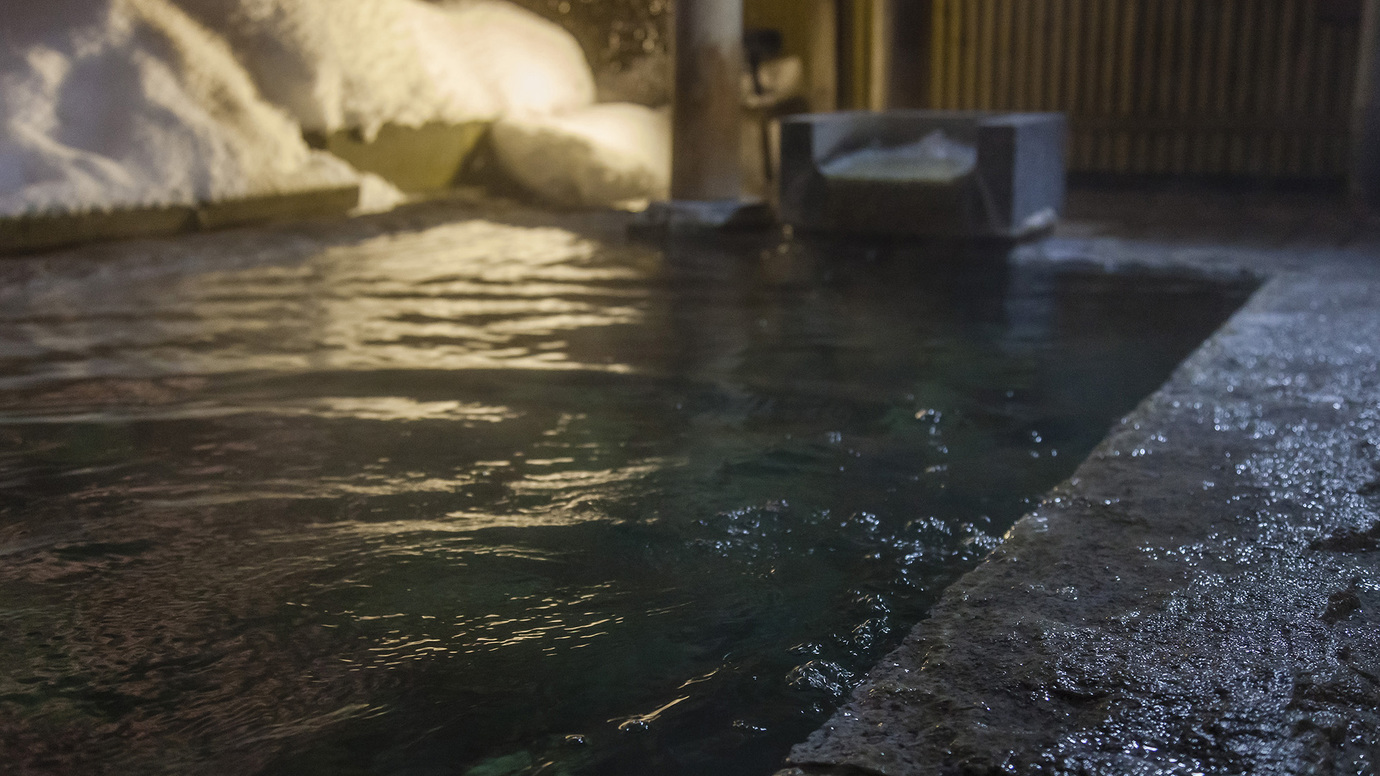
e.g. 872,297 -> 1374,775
434,1 -> 596,119
0,0 -> 357,218
173,0 -> 596,138
0,0 -> 638,221
490,103 -> 669,209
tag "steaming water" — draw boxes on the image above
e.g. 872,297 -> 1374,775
0,219 -> 1250,776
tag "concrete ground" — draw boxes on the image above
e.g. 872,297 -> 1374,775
781,187 -> 1380,775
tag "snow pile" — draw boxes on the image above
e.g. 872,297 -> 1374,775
432,1 -> 596,119
0,0 -> 666,220
174,0 -> 661,208
490,103 -> 670,209
173,0 -> 596,138
0,0 -> 357,218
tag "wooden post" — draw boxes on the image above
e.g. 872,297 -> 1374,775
834,0 -> 897,111
807,0 -> 840,111
868,0 -> 893,110
885,0 -> 932,109
834,0 -> 868,110
672,0 -> 745,201
1352,0 -> 1380,205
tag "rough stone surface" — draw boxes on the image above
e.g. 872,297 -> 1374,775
784,197 -> 1380,775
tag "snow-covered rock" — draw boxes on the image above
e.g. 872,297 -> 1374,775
490,103 -> 669,209
435,1 -> 596,118
172,0 -> 596,138
0,0 -> 357,218
0,0 -> 628,221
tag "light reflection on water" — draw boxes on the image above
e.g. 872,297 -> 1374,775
0,221 -> 640,389
0,217 -> 1250,776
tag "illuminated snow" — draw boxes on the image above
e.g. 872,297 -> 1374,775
491,103 -> 670,209
0,0 -> 661,218
175,0 -> 596,138
0,0 -> 357,218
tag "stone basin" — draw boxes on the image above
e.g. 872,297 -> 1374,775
778,110 -> 1066,240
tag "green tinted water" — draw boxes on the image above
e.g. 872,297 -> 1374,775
0,220 -> 1250,776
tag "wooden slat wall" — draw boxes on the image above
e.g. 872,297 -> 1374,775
926,0 -> 1362,177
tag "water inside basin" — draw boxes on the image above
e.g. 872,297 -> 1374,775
0,219 -> 1252,776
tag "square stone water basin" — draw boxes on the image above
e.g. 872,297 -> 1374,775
778,110 -> 1066,239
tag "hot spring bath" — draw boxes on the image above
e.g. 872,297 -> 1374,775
0,216 -> 1251,775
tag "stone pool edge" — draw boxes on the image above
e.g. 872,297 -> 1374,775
777,235 -> 1380,775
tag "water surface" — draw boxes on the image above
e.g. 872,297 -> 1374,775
0,219 -> 1250,776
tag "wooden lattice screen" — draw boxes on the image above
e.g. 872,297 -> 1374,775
925,0 -> 1364,178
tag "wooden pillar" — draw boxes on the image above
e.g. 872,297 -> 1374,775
834,0 -> 900,111
885,0 -> 932,109
806,0 -> 840,111
867,0 -> 894,110
672,0 -> 745,201
1352,0 -> 1380,204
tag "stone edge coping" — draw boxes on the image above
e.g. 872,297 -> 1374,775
778,233 -> 1380,775
0,184 -> 361,257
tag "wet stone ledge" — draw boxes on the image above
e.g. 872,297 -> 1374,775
780,239 -> 1380,775
0,184 -> 360,256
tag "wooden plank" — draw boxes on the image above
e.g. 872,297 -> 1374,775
1209,0 -> 1238,174
1228,0 -> 1259,173
996,0 -> 1015,108
1131,0 -> 1159,173
1189,0 -> 1217,172
909,0 -> 1360,180
1350,0 -> 1379,199
963,0 -> 980,108
1115,0 -> 1140,172
1097,0 -> 1120,169
1013,0 -> 1033,108
1075,114 -> 1351,132
1082,0 -> 1103,117
833,0 -> 869,110
1171,0 -> 1196,174
930,0 -> 950,107
1066,0 -> 1087,167
1246,0 -> 1280,174
1029,0 -> 1049,110
1288,1 -> 1318,175
979,0 -> 998,108
1048,0 -> 1067,107
1153,0 -> 1178,172
1269,0 -> 1300,174
1313,27 -> 1339,173
869,0 -> 893,110
808,0 -> 840,111
946,0 -> 963,107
